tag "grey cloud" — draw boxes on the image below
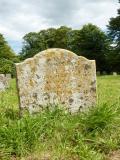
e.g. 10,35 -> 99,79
0,0 -> 118,28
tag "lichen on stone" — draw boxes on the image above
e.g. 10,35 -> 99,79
16,48 -> 97,113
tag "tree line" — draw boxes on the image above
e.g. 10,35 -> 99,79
0,0 -> 119,75
20,24 -> 111,72
0,34 -> 19,76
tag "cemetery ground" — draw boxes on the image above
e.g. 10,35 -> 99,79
0,76 -> 120,160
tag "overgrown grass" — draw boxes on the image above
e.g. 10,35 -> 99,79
0,76 -> 120,160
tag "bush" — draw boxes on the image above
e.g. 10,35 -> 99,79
0,58 -> 15,77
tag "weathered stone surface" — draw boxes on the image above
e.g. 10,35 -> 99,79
102,71 -> 107,75
0,74 -> 8,91
16,48 -> 96,113
113,72 -> 117,76
6,74 -> 12,80
96,71 -> 100,76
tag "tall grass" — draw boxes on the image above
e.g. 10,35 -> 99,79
0,76 -> 120,160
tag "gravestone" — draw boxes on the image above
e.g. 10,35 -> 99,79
6,74 -> 11,80
16,49 -> 96,113
0,74 -> 8,91
96,71 -> 100,76
102,71 -> 107,75
113,72 -> 117,76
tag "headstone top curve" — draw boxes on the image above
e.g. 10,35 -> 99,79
15,48 -> 94,66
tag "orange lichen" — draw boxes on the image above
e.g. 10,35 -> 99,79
15,48 -> 96,113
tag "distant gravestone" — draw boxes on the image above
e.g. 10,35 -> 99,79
16,49 -> 96,114
96,71 -> 100,76
6,74 -> 11,80
102,71 -> 107,75
113,72 -> 117,76
0,74 -> 8,91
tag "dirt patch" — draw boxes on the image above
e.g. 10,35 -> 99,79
21,153 -> 51,160
107,150 -> 120,160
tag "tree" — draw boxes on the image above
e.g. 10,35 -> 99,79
0,34 -> 15,60
20,32 -> 42,59
20,24 -> 110,72
20,26 -> 71,60
107,0 -> 120,72
54,26 -> 71,49
68,24 -> 110,71
0,58 -> 15,76
0,33 -> 17,75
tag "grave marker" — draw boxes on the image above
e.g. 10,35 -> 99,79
16,49 -> 97,113
6,74 -> 11,80
113,72 -> 117,76
0,74 -> 8,91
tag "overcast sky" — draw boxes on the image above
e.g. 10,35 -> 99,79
0,0 -> 119,53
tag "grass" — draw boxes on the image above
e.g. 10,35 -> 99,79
0,76 -> 120,160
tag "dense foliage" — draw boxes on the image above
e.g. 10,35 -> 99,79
20,24 -> 111,72
107,0 -> 120,72
0,34 -> 19,76
0,58 -> 15,76
0,34 -> 15,60
20,26 -> 71,59
68,24 -> 110,72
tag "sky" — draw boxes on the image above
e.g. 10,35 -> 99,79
0,0 -> 119,53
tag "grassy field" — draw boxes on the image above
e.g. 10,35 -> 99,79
0,76 -> 120,160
